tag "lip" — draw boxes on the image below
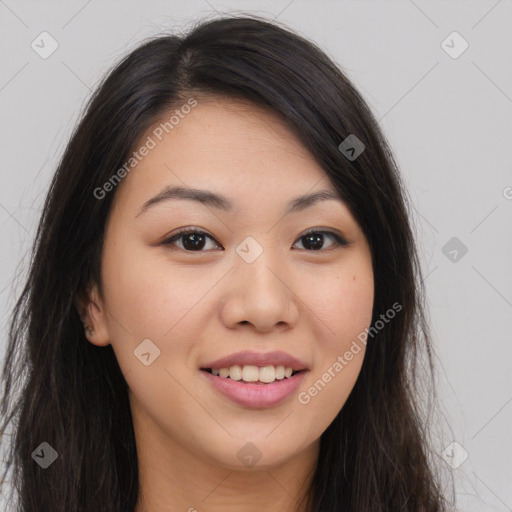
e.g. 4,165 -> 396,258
200,369 -> 309,408
200,350 -> 309,371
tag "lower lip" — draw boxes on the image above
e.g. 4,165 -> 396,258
200,370 -> 308,408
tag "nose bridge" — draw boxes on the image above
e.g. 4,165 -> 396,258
220,234 -> 299,330
234,233 -> 287,295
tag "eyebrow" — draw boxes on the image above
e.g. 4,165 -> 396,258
136,185 -> 343,217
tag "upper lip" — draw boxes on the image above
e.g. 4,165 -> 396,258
201,350 -> 309,371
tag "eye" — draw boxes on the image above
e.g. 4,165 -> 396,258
161,227 -> 350,252
292,228 -> 350,251
161,228 -> 222,252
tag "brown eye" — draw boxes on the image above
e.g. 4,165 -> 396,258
293,230 -> 349,251
161,227 -> 349,253
162,229 -> 222,252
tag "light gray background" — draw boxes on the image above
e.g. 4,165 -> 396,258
1,1 -> 511,511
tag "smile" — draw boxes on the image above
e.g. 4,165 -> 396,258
200,367 -> 308,408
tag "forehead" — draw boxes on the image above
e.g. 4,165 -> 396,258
150,96 -> 312,157
110,96 -> 335,214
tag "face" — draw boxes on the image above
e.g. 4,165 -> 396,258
82,96 -> 374,472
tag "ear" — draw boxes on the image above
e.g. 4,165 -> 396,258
74,283 -> 111,347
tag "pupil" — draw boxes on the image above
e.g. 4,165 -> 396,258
181,233 -> 324,251
304,233 -> 323,250
183,233 -> 205,251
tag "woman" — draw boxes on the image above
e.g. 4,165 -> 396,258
0,14 -> 452,512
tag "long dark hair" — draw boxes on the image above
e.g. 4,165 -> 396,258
1,14 -> 453,511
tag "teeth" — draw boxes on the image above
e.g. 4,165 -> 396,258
229,365 -> 242,381
242,365 -> 260,382
210,364 -> 297,383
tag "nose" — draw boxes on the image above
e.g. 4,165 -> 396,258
219,248 -> 300,333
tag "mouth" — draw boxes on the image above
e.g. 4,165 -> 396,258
200,366 -> 309,408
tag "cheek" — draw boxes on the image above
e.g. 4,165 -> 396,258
298,260 -> 374,346
296,259 -> 373,412
102,237 -> 208,337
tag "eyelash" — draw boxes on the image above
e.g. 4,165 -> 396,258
161,227 -> 350,252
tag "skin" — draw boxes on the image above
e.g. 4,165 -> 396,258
79,96 -> 374,512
